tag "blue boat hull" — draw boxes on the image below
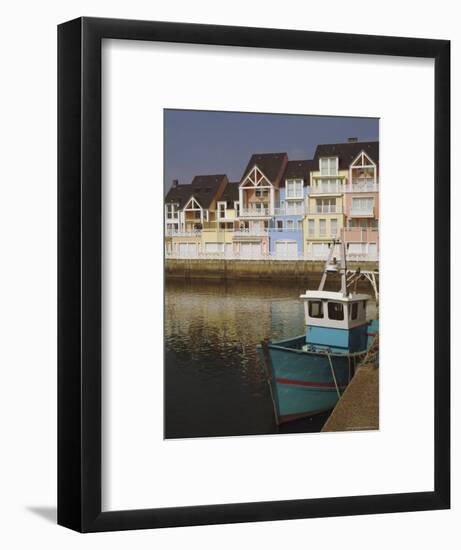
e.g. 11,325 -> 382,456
258,320 -> 378,424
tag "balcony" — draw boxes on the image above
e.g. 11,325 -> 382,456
309,205 -> 343,214
274,206 -> 306,216
165,229 -> 202,237
239,207 -> 271,217
233,228 -> 268,237
350,206 -> 375,217
342,227 -> 378,241
310,179 -> 344,195
345,180 -> 379,192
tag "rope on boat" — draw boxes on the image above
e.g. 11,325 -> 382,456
327,352 -> 341,398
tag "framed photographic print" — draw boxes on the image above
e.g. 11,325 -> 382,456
58,17 -> 450,532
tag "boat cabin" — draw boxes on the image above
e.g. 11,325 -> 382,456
300,290 -> 370,353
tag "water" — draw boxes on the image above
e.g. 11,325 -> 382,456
164,277 -> 376,439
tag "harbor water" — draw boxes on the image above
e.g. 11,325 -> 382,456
164,277 -> 377,439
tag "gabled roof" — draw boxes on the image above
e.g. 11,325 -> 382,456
283,159 -> 315,182
165,174 -> 227,209
240,152 -> 288,185
164,184 -> 194,208
220,181 -> 240,205
313,141 -> 379,170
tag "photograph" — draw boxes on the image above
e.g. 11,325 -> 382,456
164,109 -> 380,438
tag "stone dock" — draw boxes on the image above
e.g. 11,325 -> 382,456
322,362 -> 379,432
165,258 -> 379,281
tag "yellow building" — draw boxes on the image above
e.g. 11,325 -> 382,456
303,156 -> 347,259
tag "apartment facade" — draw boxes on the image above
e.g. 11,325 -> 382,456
234,153 -> 288,258
165,140 -> 379,262
269,160 -> 312,258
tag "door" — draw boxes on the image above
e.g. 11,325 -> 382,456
240,242 -> 261,259
312,243 -> 329,259
275,240 -> 298,259
178,242 -> 197,257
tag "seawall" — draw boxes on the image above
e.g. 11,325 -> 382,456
165,259 -> 379,281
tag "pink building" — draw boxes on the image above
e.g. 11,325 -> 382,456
314,140 -> 379,260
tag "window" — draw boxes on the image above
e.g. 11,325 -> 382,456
330,219 -> 338,236
286,179 -> 303,198
319,219 -> 326,236
297,220 -> 303,231
308,219 -> 315,236
217,202 -> 226,219
166,204 -> 176,219
352,197 -> 374,213
277,220 -> 283,230
308,300 -> 323,318
328,302 -> 344,321
286,220 -> 294,230
255,190 -> 261,197
350,302 -> 358,320
320,157 -> 338,176
316,198 -> 336,213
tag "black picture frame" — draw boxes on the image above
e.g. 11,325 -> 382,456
58,16 -> 450,532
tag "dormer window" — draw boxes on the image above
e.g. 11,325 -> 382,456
320,157 -> 338,176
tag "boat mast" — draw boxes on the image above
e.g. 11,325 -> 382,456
318,240 -> 337,291
340,240 -> 347,296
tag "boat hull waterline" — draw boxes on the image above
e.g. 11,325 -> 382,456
258,321 -> 378,424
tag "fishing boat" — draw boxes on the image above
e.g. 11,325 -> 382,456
257,240 -> 379,425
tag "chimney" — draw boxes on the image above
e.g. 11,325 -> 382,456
172,179 -> 179,188
348,137 -> 358,143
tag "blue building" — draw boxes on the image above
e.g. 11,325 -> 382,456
269,160 -> 313,258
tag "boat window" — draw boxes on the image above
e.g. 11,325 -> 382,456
350,302 -> 358,320
328,302 -> 344,321
308,300 -> 323,318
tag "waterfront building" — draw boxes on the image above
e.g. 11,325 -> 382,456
234,152 -> 288,258
164,174 -> 228,257
165,140 -> 379,262
304,139 -> 379,260
304,149 -> 348,259
269,160 -> 313,258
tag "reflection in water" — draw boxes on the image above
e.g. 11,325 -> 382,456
164,277 -> 376,439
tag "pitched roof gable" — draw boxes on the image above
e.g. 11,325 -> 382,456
283,159 -> 315,182
165,174 -> 228,209
240,152 -> 288,186
313,141 -> 379,170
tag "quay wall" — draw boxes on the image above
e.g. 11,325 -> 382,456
165,259 -> 379,281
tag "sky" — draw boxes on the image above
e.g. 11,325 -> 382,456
164,110 -> 379,192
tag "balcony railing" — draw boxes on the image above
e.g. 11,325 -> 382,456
239,207 -> 271,217
233,228 -> 268,237
350,206 -> 374,217
342,227 -> 378,241
165,229 -> 202,237
274,207 -> 306,216
346,180 -> 379,192
310,205 -> 343,214
311,180 -> 344,194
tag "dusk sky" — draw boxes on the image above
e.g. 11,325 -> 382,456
164,110 -> 379,192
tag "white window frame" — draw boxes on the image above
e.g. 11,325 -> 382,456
217,201 -> 227,220
320,157 -> 339,176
